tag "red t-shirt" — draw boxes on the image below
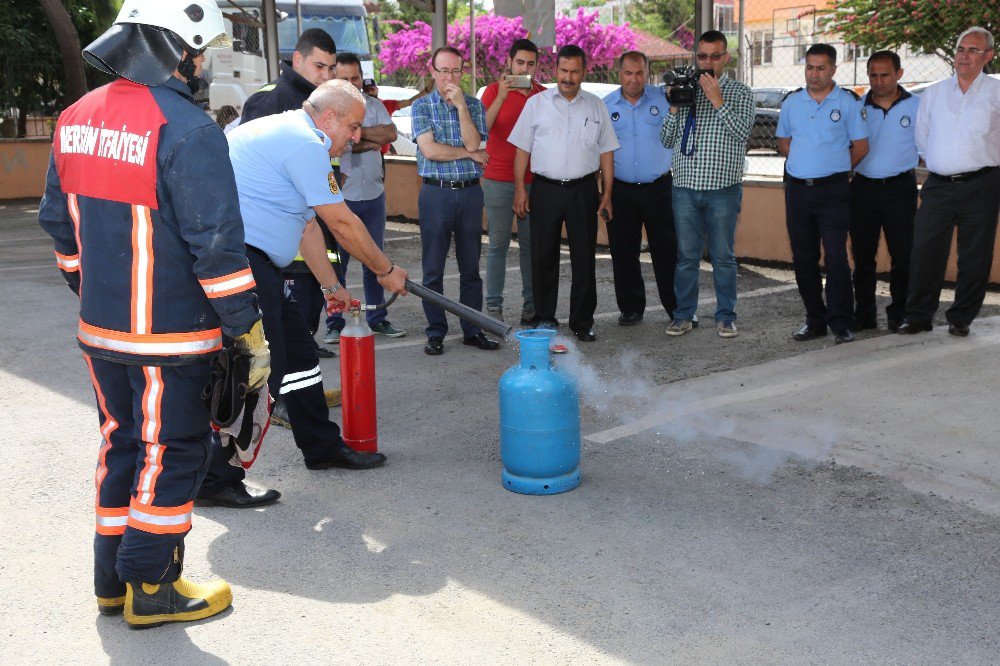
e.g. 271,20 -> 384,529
481,81 -> 545,183
379,99 -> 401,155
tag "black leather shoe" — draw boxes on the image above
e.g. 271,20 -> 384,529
897,319 -> 933,334
574,328 -> 597,342
792,324 -> 827,341
852,316 -> 877,331
424,336 -> 444,355
887,319 -> 901,333
196,482 -> 281,508
314,344 -> 336,359
834,329 -> 855,344
306,443 -> 387,470
463,332 -> 500,350
618,312 -> 643,327
536,319 -> 559,330
948,322 -> 970,337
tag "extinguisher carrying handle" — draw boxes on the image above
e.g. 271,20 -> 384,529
403,279 -> 513,339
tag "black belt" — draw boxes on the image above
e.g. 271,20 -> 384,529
614,173 -> 671,187
928,166 -> 997,183
422,177 -> 480,189
853,170 -> 914,185
784,171 -> 850,186
532,172 -> 597,187
245,244 -> 278,270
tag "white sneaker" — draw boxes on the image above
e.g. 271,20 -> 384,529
665,318 -> 693,336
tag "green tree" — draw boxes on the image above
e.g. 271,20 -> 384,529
626,0 -> 694,42
831,0 -> 997,72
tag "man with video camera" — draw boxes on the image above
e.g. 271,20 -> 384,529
659,31 -> 754,339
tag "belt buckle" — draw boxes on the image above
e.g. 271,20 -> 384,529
558,178 -> 570,186
949,174 -> 963,183
804,178 -> 815,186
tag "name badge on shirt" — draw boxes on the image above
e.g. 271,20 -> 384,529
830,109 -> 841,122
900,115 -> 911,127
611,111 -> 620,122
650,106 -> 660,116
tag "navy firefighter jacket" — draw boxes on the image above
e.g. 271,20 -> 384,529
38,77 -> 261,366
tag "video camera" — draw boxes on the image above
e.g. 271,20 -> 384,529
661,67 -> 713,106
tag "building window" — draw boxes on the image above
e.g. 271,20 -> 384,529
715,5 -> 735,33
752,31 -> 773,66
844,43 -> 870,63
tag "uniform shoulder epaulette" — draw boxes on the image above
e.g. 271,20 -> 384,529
841,87 -> 861,100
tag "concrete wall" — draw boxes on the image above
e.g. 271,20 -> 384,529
6,145 -> 998,284
0,140 -> 51,200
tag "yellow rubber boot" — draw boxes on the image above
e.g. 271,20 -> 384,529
124,577 -> 232,629
96,595 -> 126,615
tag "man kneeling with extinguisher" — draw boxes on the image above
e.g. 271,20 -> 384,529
197,79 -> 410,508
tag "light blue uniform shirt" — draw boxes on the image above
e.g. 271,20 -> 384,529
855,88 -> 920,178
777,85 -> 868,179
227,109 -> 344,267
605,85 -> 672,183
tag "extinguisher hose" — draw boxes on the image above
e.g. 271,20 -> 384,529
404,279 -> 513,339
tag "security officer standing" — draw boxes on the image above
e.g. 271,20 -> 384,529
850,50 -> 920,332
198,81 -> 407,506
604,50 -> 677,328
39,0 -> 268,627
509,44 -> 620,341
777,43 -> 869,344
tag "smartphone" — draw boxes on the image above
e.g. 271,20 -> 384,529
600,209 -> 610,222
507,74 -> 533,89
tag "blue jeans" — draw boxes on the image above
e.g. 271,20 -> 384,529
418,183 -> 485,338
482,178 -> 533,314
672,184 -> 742,322
327,193 -> 387,330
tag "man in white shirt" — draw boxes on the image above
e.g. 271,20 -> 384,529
899,26 -> 1000,337
508,44 -> 620,341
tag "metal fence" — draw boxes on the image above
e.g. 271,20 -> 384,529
0,53 -> 69,139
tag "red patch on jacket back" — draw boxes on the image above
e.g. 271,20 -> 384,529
55,80 -> 166,210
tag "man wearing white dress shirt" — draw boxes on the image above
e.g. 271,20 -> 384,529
509,44 -> 620,341
899,27 -> 1000,337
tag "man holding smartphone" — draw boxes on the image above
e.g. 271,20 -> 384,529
481,39 -> 546,326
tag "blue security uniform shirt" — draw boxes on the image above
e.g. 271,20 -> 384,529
777,85 -> 868,179
604,84 -> 673,183
855,87 -> 920,178
227,109 -> 344,267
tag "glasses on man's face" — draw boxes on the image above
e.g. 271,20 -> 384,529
955,46 -> 988,56
434,67 -> 465,77
695,52 -> 726,62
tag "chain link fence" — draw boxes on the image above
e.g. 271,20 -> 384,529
0,52 -> 70,139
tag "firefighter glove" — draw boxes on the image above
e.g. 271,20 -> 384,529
233,319 -> 270,391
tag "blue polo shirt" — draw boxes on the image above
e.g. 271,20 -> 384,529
777,85 -> 867,179
605,85 -> 672,183
227,109 -> 344,267
854,87 -> 920,178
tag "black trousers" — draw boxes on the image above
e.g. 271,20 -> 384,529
785,178 -> 854,332
849,173 -> 917,323
529,177 -> 599,332
906,167 -> 1000,326
608,176 -> 677,317
202,248 -> 343,492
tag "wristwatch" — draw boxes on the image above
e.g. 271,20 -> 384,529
320,284 -> 339,296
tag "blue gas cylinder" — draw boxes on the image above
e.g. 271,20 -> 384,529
498,329 -> 581,495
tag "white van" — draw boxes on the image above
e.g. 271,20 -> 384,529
206,0 -> 375,113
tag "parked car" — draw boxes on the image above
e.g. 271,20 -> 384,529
908,73 -> 1000,95
390,105 -> 413,139
749,86 -> 797,151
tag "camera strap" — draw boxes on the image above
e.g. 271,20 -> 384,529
680,105 -> 697,156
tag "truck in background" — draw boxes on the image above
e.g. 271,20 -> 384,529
205,0 -> 375,114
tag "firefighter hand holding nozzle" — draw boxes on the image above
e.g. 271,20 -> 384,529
233,319 -> 271,391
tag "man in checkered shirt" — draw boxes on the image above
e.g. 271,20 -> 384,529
659,30 -> 754,339
412,46 -> 499,355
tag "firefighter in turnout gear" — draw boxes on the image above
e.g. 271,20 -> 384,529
38,0 -> 268,628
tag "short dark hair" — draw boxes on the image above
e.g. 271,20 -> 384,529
295,28 -> 336,56
508,39 -> 538,60
618,50 -> 648,69
336,52 -> 362,69
431,46 -> 464,69
806,43 -> 837,64
698,30 -> 728,50
557,44 -> 587,69
867,49 -> 901,72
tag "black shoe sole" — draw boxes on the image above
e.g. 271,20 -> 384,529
306,458 -> 387,471
194,490 -> 282,508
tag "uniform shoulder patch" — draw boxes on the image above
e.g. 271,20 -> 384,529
328,172 -> 340,195
841,87 -> 861,100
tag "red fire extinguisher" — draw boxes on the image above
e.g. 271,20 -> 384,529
339,299 -> 378,452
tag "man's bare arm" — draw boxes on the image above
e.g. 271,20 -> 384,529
776,137 -> 791,157
360,123 -> 397,145
312,201 -> 408,295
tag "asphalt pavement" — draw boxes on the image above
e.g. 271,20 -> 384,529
2,198 -> 999,664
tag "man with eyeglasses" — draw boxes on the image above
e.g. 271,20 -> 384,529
412,46 -> 499,356
659,31 -> 754,339
509,44 -> 620,342
776,43 -> 869,345
898,26 -> 1000,337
